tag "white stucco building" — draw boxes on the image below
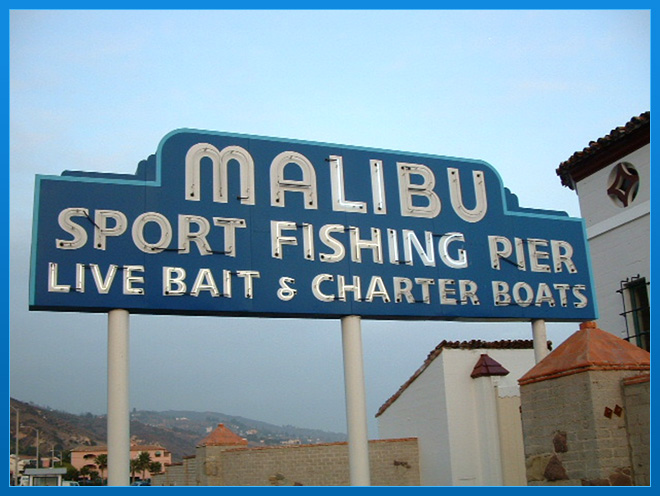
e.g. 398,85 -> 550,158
376,340 -> 539,486
556,111 -> 650,350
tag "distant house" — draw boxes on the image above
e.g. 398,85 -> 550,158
556,111 -> 650,350
376,339 -> 542,486
70,444 -> 171,479
21,467 -> 67,486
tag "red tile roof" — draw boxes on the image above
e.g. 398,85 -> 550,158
518,321 -> 650,386
376,339 -> 540,418
556,111 -> 650,189
197,423 -> 248,447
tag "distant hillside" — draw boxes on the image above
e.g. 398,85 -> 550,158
10,398 -> 346,462
132,409 -> 347,448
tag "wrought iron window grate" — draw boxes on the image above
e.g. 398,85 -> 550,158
617,275 -> 650,351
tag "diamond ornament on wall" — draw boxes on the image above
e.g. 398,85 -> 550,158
607,162 -> 640,207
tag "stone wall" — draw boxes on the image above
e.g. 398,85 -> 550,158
622,374 -> 650,485
153,438 -> 419,486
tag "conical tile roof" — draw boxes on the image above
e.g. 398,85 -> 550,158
519,321 -> 650,386
471,354 -> 510,378
197,423 -> 248,447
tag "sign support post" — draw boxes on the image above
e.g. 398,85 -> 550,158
341,315 -> 371,486
107,309 -> 130,486
531,319 -> 549,364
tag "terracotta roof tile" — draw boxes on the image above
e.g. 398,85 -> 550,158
376,339 -> 541,417
518,321 -> 650,386
556,111 -> 650,189
197,423 -> 248,447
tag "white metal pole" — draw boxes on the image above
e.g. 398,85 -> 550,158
341,315 -> 371,486
107,309 -> 130,486
531,319 -> 549,364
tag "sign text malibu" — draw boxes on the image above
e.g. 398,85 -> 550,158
30,129 -> 597,322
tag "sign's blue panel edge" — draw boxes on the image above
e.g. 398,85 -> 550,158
29,129 -> 597,322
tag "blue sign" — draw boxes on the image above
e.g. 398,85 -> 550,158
30,129 -> 597,321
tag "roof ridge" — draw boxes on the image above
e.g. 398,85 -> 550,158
434,339 -> 541,350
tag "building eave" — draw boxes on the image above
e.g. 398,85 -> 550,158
556,111 -> 650,190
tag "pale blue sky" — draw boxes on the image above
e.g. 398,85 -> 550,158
9,9 -> 650,436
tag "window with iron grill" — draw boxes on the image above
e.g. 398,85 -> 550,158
618,276 -> 650,351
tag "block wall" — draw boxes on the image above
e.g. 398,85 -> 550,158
521,370 -> 645,485
154,438 -> 419,486
221,438 -> 419,486
155,463 -> 183,486
221,442 -> 350,486
183,456 -> 197,486
153,456 -> 197,486
195,445 -> 227,486
622,375 -> 650,485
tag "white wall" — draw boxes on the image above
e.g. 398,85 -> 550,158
574,145 -> 650,336
377,353 -> 451,486
377,346 -> 536,486
575,146 -> 649,227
